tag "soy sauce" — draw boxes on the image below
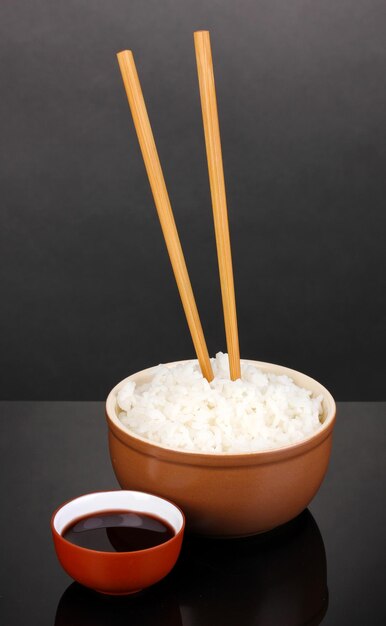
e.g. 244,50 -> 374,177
63,510 -> 175,552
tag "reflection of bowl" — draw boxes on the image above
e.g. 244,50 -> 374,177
106,360 -> 336,536
55,581 -> 183,626
175,509 -> 328,626
51,491 -> 185,595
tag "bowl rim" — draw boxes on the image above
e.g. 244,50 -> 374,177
51,489 -> 185,556
105,359 -> 336,465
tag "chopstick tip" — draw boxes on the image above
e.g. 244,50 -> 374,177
117,49 -> 133,60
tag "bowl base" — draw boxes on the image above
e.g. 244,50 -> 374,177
95,588 -> 143,596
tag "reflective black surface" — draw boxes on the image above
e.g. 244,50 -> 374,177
0,402 -> 385,625
55,510 -> 327,626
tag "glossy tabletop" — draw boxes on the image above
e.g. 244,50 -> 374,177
0,402 -> 385,625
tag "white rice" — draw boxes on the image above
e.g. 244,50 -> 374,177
117,353 -> 324,454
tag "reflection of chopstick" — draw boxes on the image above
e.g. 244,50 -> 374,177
194,31 -> 241,380
117,50 -> 214,382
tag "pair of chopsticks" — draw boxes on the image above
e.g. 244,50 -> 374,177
117,31 -> 240,382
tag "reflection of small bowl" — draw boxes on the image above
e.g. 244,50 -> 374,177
51,490 -> 185,595
55,581 -> 183,626
106,360 -> 336,536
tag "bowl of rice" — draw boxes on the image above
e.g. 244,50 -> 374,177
106,354 -> 336,536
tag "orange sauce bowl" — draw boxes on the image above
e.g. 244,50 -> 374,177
51,490 -> 185,595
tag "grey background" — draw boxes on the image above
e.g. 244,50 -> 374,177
0,0 -> 385,400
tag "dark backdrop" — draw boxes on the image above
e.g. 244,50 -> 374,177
1,0 -> 385,400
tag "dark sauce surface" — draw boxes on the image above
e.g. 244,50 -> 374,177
63,510 -> 175,552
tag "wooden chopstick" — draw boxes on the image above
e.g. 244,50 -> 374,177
117,50 -> 214,381
194,31 -> 241,380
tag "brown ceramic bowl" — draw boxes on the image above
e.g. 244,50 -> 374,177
106,360 -> 336,536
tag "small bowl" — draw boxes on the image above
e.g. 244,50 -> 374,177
106,360 -> 336,536
51,490 -> 185,595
